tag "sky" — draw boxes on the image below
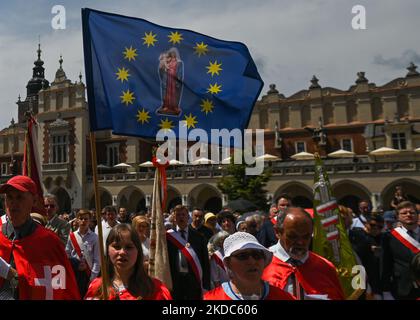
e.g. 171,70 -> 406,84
0,0 -> 419,129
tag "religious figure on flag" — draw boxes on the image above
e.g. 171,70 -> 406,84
157,47 -> 183,116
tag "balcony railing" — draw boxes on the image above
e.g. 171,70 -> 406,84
86,158 -> 420,183
42,162 -> 73,174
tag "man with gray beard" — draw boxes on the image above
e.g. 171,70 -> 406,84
262,207 -> 344,300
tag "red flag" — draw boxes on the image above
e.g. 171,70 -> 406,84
23,115 -> 46,215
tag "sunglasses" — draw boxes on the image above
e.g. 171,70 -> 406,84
44,204 -> 56,208
231,250 -> 265,261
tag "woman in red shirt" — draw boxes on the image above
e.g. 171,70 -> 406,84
84,224 -> 171,300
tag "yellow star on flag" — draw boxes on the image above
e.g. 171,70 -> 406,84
207,83 -> 222,95
200,99 -> 214,114
183,113 -> 198,129
142,31 -> 158,47
206,61 -> 222,76
116,67 -> 130,82
136,108 -> 151,124
120,89 -> 135,106
123,46 -> 138,61
159,118 -> 174,131
194,42 -> 209,57
168,31 -> 183,44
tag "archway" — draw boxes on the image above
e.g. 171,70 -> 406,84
53,187 -> 71,214
130,190 -> 146,213
88,189 -> 113,211
166,186 -> 182,212
188,184 -> 222,212
274,182 -> 313,208
117,186 -> 146,213
332,180 -> 371,213
382,179 -> 420,210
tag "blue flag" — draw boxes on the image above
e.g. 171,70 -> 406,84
82,8 -> 263,144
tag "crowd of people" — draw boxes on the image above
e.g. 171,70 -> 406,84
0,175 -> 418,300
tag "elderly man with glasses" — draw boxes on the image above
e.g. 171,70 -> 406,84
204,232 -> 294,300
381,201 -> 420,300
44,194 -> 71,246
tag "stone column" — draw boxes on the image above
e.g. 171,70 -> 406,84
332,100 -> 347,124
382,95 -> 398,121
289,105 -> 302,128
310,103 -> 323,127
357,97 -> 372,122
408,93 -> 420,118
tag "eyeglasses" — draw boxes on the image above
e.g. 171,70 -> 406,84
231,250 -> 265,261
44,204 -> 56,208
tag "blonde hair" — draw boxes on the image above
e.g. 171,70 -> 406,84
132,215 -> 150,230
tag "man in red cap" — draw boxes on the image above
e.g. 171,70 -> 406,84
0,175 -> 80,300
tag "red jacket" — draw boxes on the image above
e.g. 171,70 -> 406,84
0,220 -> 80,300
262,252 -> 345,300
204,282 -> 295,300
84,277 -> 172,300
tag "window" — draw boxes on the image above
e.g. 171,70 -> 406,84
295,141 -> 306,153
392,133 -> 406,150
51,135 -> 68,163
1,163 -> 8,176
341,138 -> 353,152
107,144 -> 119,167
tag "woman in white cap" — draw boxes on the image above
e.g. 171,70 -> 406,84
204,232 -> 294,300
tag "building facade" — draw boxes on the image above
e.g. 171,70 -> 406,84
1,45 -> 420,214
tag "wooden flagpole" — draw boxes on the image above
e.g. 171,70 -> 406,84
89,132 -> 109,299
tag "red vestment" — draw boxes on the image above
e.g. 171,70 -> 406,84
163,59 -> 179,112
203,283 -> 295,300
262,252 -> 345,300
84,277 -> 172,300
0,221 -> 80,300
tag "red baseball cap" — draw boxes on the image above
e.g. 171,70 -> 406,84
0,175 -> 37,195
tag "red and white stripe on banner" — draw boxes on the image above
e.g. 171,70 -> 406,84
391,227 -> 420,254
166,230 -> 203,288
212,250 -> 226,272
326,230 -> 339,241
321,215 -> 339,228
316,200 -> 338,214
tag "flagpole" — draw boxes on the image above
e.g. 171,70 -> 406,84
89,132 -> 109,299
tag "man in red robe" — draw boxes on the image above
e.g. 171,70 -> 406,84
262,207 -> 344,300
0,175 -> 80,300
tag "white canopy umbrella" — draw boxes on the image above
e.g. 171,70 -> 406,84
369,147 -> 400,156
221,156 -> 232,164
169,159 -> 184,166
97,164 -> 110,169
328,149 -> 355,158
191,157 -> 216,165
256,153 -> 280,161
139,161 -> 154,167
291,151 -> 315,160
113,163 -> 133,168
414,147 -> 420,153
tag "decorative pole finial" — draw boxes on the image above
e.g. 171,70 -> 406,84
59,54 -> 63,69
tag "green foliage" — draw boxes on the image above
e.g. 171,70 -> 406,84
217,156 -> 272,211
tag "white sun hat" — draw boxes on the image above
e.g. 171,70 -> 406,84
223,232 -> 273,267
